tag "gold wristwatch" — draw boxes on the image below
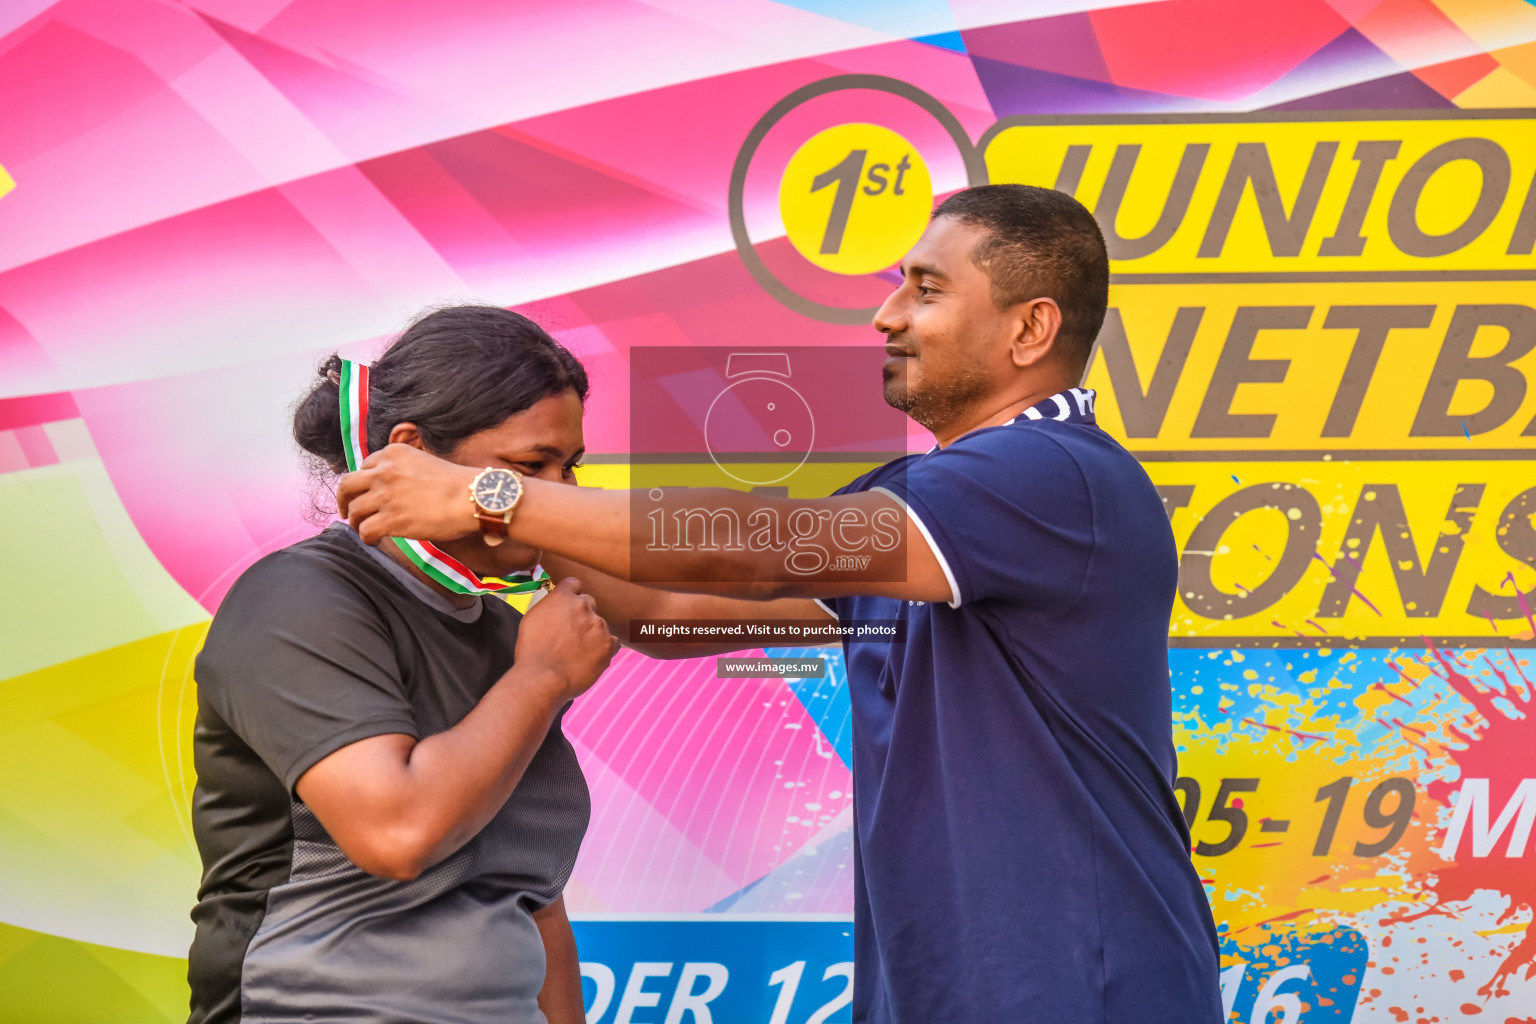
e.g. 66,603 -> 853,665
469,467 -> 524,546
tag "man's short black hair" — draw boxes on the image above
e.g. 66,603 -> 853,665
932,184 -> 1109,372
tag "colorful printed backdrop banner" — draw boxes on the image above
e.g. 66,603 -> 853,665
3,1 -> 1536,1022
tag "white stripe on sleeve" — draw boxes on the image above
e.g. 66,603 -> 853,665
873,486 -> 961,608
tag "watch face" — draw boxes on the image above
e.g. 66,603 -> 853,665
474,469 -> 520,513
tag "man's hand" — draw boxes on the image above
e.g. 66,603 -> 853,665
515,577 -> 620,702
337,443 -> 479,545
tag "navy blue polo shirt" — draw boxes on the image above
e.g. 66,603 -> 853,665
819,387 -> 1221,1024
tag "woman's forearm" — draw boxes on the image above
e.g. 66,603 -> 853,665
297,663 -> 568,880
396,663 -> 570,870
534,898 -> 587,1024
297,578 -> 617,881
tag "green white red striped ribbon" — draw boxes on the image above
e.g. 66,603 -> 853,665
337,358 -> 548,596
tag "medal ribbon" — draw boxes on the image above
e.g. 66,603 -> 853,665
337,359 -> 549,596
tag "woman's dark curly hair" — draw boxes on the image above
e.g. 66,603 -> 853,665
294,305 -> 589,476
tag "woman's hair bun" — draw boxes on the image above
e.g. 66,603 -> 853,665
318,353 -> 344,385
293,353 -> 349,474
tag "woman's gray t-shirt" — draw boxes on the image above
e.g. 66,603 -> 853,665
188,523 -> 590,1024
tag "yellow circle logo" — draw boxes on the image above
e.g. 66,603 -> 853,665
779,124 -> 933,276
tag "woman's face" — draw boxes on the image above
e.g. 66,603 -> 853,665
434,388 -> 586,577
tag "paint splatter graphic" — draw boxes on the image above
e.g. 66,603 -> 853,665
1171,641 -> 1536,1016
1395,644 -> 1536,998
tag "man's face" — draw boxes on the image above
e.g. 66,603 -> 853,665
874,217 -> 1013,434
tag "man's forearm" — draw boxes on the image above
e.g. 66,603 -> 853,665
517,478 -> 910,599
345,448 -> 885,593
520,480 -> 783,588
338,444 -> 951,603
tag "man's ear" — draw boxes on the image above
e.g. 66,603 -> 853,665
1007,297 -> 1063,369
387,422 -> 427,450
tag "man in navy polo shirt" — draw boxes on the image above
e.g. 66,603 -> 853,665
341,184 -> 1224,1023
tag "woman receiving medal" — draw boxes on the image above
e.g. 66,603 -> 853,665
187,306 -> 618,1024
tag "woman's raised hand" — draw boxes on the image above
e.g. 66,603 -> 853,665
514,578 -> 620,702
337,443 -> 479,545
